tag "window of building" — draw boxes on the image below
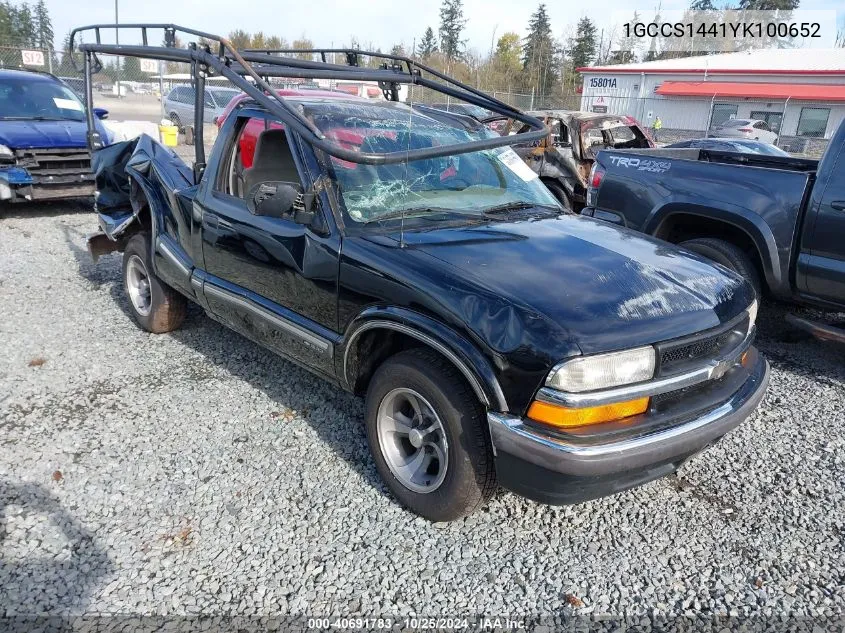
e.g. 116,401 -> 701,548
750,110 -> 783,133
796,107 -> 830,138
710,103 -> 738,129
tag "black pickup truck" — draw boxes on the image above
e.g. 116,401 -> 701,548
584,121 -> 845,341
77,25 -> 768,521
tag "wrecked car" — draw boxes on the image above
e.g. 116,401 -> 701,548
77,25 -> 768,522
0,68 -> 111,202
489,111 -> 653,211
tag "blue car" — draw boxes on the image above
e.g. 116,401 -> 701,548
0,68 -> 110,202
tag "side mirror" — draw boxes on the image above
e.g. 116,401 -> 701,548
247,181 -> 318,225
93,107 -> 109,120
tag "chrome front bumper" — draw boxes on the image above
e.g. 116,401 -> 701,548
489,350 -> 769,503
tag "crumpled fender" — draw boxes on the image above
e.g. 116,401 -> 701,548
92,134 -> 193,240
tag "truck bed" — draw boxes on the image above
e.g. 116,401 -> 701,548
615,146 -> 819,173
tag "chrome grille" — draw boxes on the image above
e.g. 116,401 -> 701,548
657,313 -> 750,377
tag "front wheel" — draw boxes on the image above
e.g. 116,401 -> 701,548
122,232 -> 187,333
365,348 -> 497,521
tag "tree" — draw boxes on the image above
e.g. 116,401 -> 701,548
250,31 -> 267,50
570,16 -> 598,71
33,0 -> 51,49
495,32 -> 521,70
0,1 -> 37,47
417,26 -> 438,59
689,0 -> 718,9
737,0 -> 798,8
522,4 -> 557,95
292,36 -> 314,60
119,55 -> 141,80
438,0 -> 466,62
228,29 -> 251,50
390,43 -> 406,57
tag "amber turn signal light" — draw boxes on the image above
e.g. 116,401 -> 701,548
527,397 -> 650,429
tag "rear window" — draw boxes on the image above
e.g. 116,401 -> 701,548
724,119 -> 751,127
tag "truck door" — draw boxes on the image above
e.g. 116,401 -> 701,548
194,110 -> 341,376
798,144 -> 845,306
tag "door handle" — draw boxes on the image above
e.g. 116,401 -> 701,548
831,200 -> 845,211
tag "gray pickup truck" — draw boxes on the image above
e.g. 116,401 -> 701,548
583,120 -> 845,341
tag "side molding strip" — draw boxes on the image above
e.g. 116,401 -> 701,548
343,320 -> 507,412
203,282 -> 332,356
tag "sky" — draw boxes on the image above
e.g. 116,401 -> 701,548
49,0 -> 845,55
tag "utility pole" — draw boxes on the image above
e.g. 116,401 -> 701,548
114,0 -> 120,97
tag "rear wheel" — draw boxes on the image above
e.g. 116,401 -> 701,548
680,237 -> 762,299
122,232 -> 187,333
364,348 -> 497,521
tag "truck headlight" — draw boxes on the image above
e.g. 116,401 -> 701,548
546,346 -> 656,393
0,144 -> 13,160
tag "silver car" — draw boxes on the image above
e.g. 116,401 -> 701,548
710,118 -> 779,145
163,85 -> 240,130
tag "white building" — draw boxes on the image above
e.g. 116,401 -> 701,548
578,49 -> 845,143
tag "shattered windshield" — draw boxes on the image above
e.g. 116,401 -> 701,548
0,77 -> 86,121
303,101 -> 560,224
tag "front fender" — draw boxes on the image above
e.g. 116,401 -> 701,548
337,306 -> 509,412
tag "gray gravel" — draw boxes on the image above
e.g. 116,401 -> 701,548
1,204 -> 844,624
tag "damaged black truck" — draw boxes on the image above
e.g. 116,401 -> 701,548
76,25 -> 768,521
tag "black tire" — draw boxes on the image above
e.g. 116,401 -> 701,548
364,348 -> 497,521
122,232 -> 187,334
543,180 -> 572,212
680,237 -> 762,299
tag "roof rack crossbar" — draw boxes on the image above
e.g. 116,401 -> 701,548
69,23 -> 549,164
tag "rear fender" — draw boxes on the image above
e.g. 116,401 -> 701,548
647,202 -> 785,296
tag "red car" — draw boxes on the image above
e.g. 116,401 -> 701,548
215,89 -> 363,168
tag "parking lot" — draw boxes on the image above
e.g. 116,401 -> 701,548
1,203 -> 843,623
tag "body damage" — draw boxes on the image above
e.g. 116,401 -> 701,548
337,215 -> 751,414
495,110 -> 652,209
0,69 -> 111,202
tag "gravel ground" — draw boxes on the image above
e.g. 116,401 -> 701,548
1,204 -> 844,626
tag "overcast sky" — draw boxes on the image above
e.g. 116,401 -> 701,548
48,0 -> 844,55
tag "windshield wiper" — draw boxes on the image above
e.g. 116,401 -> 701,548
481,201 -> 561,215
362,207 -> 484,224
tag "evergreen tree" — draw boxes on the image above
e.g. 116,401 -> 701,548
689,0 -> 718,9
570,16 -> 597,70
416,27 -> 438,58
33,0 -> 51,49
438,0 -> 466,62
522,4 -> 557,95
737,0 -> 799,9
121,55 -> 141,79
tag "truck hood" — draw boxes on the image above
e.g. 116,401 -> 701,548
0,119 -> 91,149
393,214 -> 753,354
